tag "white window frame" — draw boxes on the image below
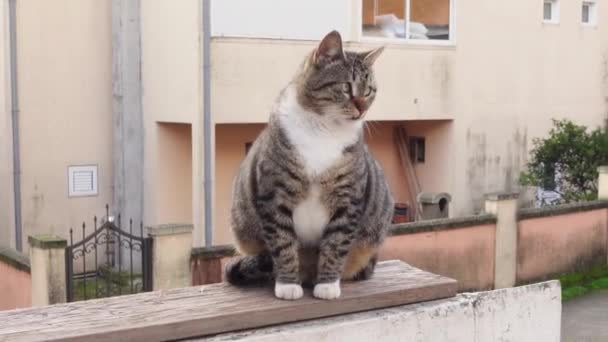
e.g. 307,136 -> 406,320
581,0 -> 598,27
359,0 -> 457,46
543,0 -> 560,24
68,165 -> 99,197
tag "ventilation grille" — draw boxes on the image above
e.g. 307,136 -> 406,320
68,165 -> 98,197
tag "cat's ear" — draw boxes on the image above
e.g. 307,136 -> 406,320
314,30 -> 344,65
361,46 -> 385,67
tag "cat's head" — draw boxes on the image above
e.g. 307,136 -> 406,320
296,30 -> 384,121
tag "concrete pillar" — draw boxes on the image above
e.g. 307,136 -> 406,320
28,235 -> 67,306
598,166 -> 608,200
147,224 -> 193,290
112,0 -> 144,225
485,192 -> 519,289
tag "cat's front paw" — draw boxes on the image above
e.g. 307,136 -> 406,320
313,280 -> 341,300
274,282 -> 304,300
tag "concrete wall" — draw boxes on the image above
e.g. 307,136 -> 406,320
0,249 -> 31,311
156,123 -> 193,224
2,0 -> 607,248
206,281 -> 561,342
517,208 -> 608,284
381,223 -> 496,291
141,0 -> 204,245
0,261 -> 30,311
11,0 -> 114,251
209,0 -> 608,217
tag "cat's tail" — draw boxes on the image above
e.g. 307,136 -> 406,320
225,253 -> 274,285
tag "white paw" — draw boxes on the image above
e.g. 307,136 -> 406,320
313,280 -> 341,300
274,282 -> 304,300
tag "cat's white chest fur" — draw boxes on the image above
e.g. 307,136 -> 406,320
277,86 -> 362,244
292,184 -> 328,244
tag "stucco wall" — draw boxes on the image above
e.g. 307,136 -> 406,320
0,260 -> 31,311
206,281 -> 561,342
517,208 -> 608,283
380,223 -> 496,291
13,0 -> 114,251
156,123 -> 193,224
141,0 -> 204,245
209,0 -> 608,217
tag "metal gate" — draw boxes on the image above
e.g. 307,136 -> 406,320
65,205 -> 152,302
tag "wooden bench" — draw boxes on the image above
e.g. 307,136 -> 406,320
0,260 -> 457,342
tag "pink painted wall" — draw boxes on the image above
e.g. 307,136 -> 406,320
380,224 -> 496,291
0,261 -> 31,311
517,209 -> 608,283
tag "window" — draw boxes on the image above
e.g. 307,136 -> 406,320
362,0 -> 452,41
582,1 -> 597,26
543,0 -> 559,24
68,165 -> 98,197
408,137 -> 426,163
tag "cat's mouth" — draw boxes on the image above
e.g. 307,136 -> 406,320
349,110 -> 367,121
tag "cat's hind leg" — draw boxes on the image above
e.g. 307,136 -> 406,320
341,244 -> 378,281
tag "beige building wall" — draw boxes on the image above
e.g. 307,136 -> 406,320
156,123 -> 193,224
0,0 -> 15,248
14,0 -> 113,251
141,0 -> 203,245
209,0 -> 608,216
2,0 -> 607,248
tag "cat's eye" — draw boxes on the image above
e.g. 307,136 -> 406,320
365,87 -> 373,97
341,83 -> 352,95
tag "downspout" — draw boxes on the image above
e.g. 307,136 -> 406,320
202,0 -> 213,246
8,0 -> 22,251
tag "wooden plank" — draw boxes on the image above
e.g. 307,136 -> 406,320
0,261 -> 457,342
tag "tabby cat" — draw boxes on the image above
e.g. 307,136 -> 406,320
226,31 -> 394,300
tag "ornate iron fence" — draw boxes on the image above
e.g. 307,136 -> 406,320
65,205 -> 152,302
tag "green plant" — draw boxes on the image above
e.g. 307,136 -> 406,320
520,119 -> 608,204
558,265 -> 608,301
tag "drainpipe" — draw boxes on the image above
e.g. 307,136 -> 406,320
202,0 -> 213,246
8,0 -> 22,251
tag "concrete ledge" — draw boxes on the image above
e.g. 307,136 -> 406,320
519,200 -> 608,220
27,235 -> 67,249
390,214 -> 497,235
0,246 -> 30,273
205,281 -> 561,342
146,223 -> 193,236
192,244 -> 237,260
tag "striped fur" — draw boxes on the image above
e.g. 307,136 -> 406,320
226,31 -> 394,300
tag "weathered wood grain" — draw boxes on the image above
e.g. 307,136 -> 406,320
0,260 -> 457,342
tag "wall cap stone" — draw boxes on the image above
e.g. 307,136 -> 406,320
598,165 -> 608,173
485,192 -> 520,201
0,246 -> 30,273
416,192 -> 452,204
191,244 -> 237,260
390,214 -> 497,235
519,200 -> 608,220
28,235 -> 67,249
146,224 -> 193,237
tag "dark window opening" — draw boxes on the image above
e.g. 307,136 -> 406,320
409,137 -> 425,163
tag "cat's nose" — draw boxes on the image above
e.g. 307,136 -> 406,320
352,97 -> 366,115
